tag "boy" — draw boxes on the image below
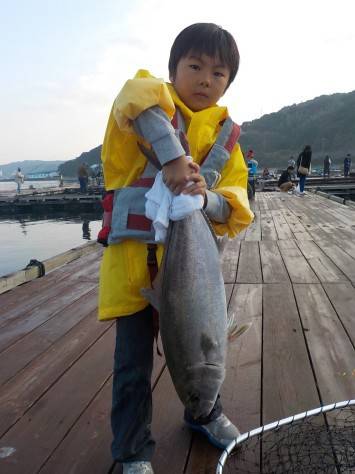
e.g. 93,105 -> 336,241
99,23 -> 253,474
278,165 -> 296,192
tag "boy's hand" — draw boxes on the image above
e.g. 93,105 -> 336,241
182,173 -> 207,198
162,156 -> 192,195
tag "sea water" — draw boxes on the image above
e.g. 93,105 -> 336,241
0,212 -> 102,277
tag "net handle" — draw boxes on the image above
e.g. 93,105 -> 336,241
216,399 -> 355,474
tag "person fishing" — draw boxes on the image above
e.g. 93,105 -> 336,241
14,167 -> 24,193
98,23 -> 253,474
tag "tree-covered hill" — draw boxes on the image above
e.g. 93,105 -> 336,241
58,145 -> 102,177
239,90 -> 355,168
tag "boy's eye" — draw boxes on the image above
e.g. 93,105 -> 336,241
189,64 -> 200,71
214,71 -> 225,78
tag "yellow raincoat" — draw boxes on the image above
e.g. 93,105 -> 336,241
99,70 -> 253,320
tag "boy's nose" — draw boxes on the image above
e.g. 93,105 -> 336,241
199,76 -> 211,87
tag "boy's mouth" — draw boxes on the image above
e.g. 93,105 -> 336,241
194,92 -> 209,99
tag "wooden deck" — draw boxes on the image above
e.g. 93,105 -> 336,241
0,191 -> 354,474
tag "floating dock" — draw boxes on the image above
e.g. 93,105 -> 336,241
0,186 -> 103,214
0,191 -> 354,473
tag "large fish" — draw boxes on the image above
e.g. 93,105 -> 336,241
142,209 -> 248,419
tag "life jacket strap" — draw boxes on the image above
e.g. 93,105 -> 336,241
130,177 -> 155,187
127,214 -> 153,231
199,120 -> 241,167
97,191 -> 114,246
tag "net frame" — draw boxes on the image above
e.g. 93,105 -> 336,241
216,399 -> 355,474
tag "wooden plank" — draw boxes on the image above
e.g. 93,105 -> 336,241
277,240 -> 319,284
38,351 -> 166,474
149,369 -> 191,474
0,248 -> 100,316
0,288 -> 98,386
0,262 -> 96,327
296,240 -> 349,283
272,210 -> 293,240
260,211 -> 278,241
281,209 -> 308,234
0,280 -> 97,354
0,326 -> 115,474
221,239 -> 240,284
322,282 -> 355,344
259,241 -> 290,283
224,284 -> 233,306
0,315 -> 113,438
244,210 -> 261,241
263,283 -> 320,423
281,209 -> 313,241
38,378 -> 114,474
236,241 -> 262,284
185,284 -> 263,474
315,240 -> 355,284
0,242 -> 100,294
318,226 -> 355,260
293,284 -> 355,403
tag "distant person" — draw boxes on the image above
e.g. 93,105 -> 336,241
59,174 -> 64,187
262,167 -> 270,179
296,145 -> 312,195
246,149 -> 258,175
278,165 -> 295,192
288,156 -> 296,168
82,220 -> 91,240
323,155 -> 331,178
344,154 -> 351,177
77,163 -> 88,193
14,167 -> 24,193
246,149 -> 258,198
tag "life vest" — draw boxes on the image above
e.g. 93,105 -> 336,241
101,109 -> 240,246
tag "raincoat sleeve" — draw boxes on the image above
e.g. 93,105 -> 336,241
212,143 -> 254,238
113,69 -> 175,133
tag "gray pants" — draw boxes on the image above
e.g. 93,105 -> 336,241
111,307 -> 155,462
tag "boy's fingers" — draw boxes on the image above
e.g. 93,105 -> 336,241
188,162 -> 200,173
187,173 -> 203,182
183,183 -> 205,195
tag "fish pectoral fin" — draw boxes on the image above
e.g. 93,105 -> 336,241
228,321 -> 253,342
140,287 -> 160,312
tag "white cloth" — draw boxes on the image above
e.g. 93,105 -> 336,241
145,171 -> 204,242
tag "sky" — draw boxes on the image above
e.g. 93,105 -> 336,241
0,0 -> 354,165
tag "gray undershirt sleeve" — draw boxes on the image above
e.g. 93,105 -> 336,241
204,190 -> 231,223
133,106 -> 185,166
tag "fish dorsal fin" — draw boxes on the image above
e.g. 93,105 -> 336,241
216,234 -> 229,255
140,262 -> 164,312
140,287 -> 160,312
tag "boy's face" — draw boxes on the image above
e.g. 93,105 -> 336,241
170,53 -> 230,111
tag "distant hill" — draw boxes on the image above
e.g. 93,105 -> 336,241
239,90 -> 355,168
58,146 -> 102,177
0,160 -> 64,179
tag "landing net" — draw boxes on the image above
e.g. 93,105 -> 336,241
216,399 -> 355,473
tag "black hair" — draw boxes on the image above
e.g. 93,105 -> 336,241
287,165 -> 295,171
168,23 -> 240,90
